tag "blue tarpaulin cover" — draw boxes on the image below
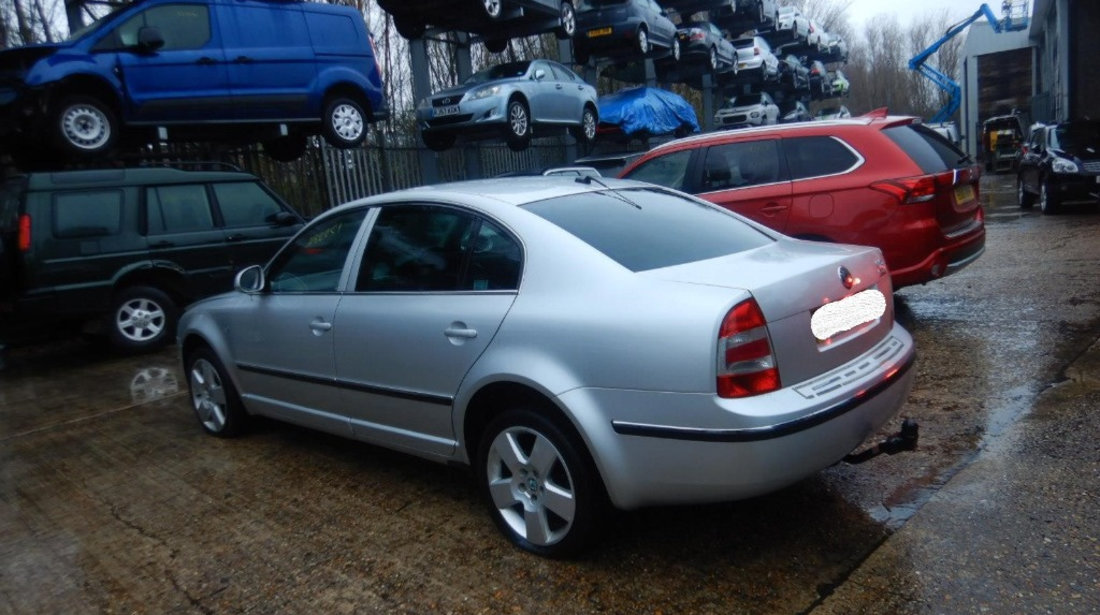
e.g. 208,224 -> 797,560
597,86 -> 700,137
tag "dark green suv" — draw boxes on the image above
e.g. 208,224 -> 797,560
0,166 -> 303,351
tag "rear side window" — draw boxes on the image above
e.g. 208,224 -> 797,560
146,184 -> 215,234
884,124 -> 969,173
782,136 -> 860,180
621,150 -> 692,191
0,179 -> 23,231
700,139 -> 785,191
212,182 -> 284,228
53,190 -> 122,238
522,188 -> 771,272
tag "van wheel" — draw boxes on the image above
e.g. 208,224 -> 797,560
322,97 -> 367,148
185,347 -> 248,437
555,2 -> 576,39
264,134 -> 307,162
110,286 -> 177,352
54,95 -> 117,159
504,99 -> 531,152
477,407 -> 606,557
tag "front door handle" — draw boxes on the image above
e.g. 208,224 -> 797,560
196,56 -> 217,65
309,319 -> 333,335
234,56 -> 253,63
226,233 -> 246,242
444,326 -> 477,339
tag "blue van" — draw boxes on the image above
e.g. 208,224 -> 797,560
0,0 -> 388,161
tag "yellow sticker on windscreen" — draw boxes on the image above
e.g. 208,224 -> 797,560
811,289 -> 886,341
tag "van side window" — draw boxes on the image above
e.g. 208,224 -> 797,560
147,185 -> 215,234
212,182 -> 283,228
781,136 -> 860,180
108,4 -> 211,50
53,191 -> 122,238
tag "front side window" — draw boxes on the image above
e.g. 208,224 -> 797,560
622,149 -> 693,192
53,191 -> 122,238
107,4 -> 211,50
146,184 -> 214,234
212,182 -> 285,228
268,209 -> 367,293
700,139 -> 784,191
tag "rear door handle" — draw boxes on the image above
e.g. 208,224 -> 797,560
444,326 -> 477,339
309,319 -> 333,335
226,233 -> 246,242
761,204 -> 788,215
234,56 -> 253,63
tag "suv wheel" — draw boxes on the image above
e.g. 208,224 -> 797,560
1039,178 -> 1060,215
504,99 -> 532,152
556,2 -> 576,39
54,95 -> 117,158
477,407 -> 605,557
322,97 -> 367,148
110,286 -> 177,352
1017,176 -> 1035,209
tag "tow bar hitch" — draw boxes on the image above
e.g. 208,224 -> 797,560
843,419 -> 919,464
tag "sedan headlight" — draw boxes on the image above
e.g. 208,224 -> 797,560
1052,157 -> 1079,173
750,111 -> 760,118
471,85 -> 502,100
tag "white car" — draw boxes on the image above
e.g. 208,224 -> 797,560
714,91 -> 780,128
774,5 -> 810,43
807,19 -> 826,50
731,36 -> 780,83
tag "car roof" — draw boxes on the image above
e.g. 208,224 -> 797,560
20,167 -> 258,191
642,115 -> 916,155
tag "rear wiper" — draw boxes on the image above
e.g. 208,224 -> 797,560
957,153 -> 974,165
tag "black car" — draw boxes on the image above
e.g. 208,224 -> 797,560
675,21 -> 736,73
574,0 -> 679,65
1017,120 -> 1100,214
0,167 -> 303,350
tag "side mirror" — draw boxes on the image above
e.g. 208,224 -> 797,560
136,26 -> 165,52
269,210 -> 302,227
235,265 -> 266,294
534,69 -> 546,80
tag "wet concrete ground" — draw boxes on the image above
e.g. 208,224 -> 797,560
1,174 -> 1098,614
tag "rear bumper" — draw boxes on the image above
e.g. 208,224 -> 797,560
560,325 -> 916,509
890,223 -> 986,288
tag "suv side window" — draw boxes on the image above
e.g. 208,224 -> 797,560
356,205 -> 478,292
268,209 -> 367,293
101,4 -> 211,50
212,182 -> 284,228
782,136 -> 860,180
54,190 -> 123,238
702,139 -> 785,191
146,185 -> 215,234
622,149 -> 693,192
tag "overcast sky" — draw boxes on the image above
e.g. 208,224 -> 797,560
844,0 -> 981,34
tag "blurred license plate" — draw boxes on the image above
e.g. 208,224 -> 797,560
435,105 -> 460,117
587,27 -> 612,37
811,289 -> 886,342
954,184 -> 975,203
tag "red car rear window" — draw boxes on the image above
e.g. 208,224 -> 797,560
884,124 -> 971,174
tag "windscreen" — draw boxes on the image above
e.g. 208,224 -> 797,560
1052,122 -> 1100,152
522,188 -> 771,272
463,62 -> 530,85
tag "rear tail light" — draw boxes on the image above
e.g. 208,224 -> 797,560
717,298 -> 780,398
18,214 -> 30,252
870,171 -> 953,204
754,46 -> 761,56
689,29 -> 705,40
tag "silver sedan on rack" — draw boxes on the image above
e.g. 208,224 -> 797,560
179,177 -> 915,557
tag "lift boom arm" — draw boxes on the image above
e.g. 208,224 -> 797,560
908,1 -> 1029,124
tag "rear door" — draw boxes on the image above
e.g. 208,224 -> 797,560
0,178 -> 23,302
144,183 -> 231,297
694,138 -> 794,232
333,204 -> 520,457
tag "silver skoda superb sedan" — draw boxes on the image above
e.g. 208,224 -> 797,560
179,177 -> 915,557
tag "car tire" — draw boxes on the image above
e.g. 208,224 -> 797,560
636,26 -> 650,55
709,46 -> 718,70
1017,176 -> 1035,209
485,38 -> 508,53
572,105 -> 598,145
504,99 -> 531,152
185,347 -> 249,437
53,95 -> 117,159
394,16 -> 426,40
109,286 -> 177,352
321,96 -> 367,149
422,131 -> 456,152
477,407 -> 606,557
481,0 -> 503,20
1039,178 -> 1060,215
555,1 -> 576,39
264,134 -> 308,162
670,37 -> 681,62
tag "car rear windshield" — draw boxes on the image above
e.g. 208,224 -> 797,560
884,123 -> 970,173
522,188 -> 771,272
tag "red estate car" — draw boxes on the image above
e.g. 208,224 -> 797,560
619,112 -> 986,289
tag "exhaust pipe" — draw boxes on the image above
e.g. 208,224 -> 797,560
843,418 -> 919,464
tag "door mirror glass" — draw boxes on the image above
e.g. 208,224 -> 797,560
534,69 -> 546,81
235,265 -> 265,294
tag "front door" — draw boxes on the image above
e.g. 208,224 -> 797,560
695,138 -> 794,232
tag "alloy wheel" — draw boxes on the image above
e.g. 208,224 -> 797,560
190,358 -> 228,433
115,297 -> 166,343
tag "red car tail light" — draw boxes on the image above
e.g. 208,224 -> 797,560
18,214 -> 31,252
717,298 -> 780,398
870,174 -> 941,204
